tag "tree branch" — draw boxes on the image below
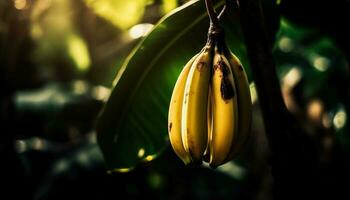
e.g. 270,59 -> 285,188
236,0 -> 320,199
237,0 -> 289,151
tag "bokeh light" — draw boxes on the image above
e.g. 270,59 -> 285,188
14,0 -> 27,10
333,109 -> 347,130
129,23 -> 154,39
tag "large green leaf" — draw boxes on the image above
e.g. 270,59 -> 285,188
97,0 -> 278,172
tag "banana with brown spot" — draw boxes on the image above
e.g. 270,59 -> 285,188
223,51 -> 252,162
168,55 -> 198,165
209,48 -> 239,168
182,45 -> 213,163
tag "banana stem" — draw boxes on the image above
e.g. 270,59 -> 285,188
205,0 -> 220,28
217,0 -> 239,20
204,0 -> 228,50
217,5 -> 226,20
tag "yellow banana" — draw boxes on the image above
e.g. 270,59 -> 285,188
202,86 -> 212,163
168,34 -> 251,167
224,51 -> 252,162
168,55 -> 198,165
209,49 -> 239,168
182,45 -> 213,163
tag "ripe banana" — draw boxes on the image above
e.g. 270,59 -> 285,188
208,48 -> 239,168
182,45 -> 213,163
168,55 -> 198,165
202,86 -> 212,163
167,28 -> 252,167
224,51 -> 252,162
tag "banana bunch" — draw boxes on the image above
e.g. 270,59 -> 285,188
168,39 -> 252,168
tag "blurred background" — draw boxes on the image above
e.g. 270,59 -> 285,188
1,0 -> 350,199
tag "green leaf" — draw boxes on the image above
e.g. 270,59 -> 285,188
97,0 -> 279,172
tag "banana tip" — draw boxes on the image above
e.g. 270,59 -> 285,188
209,163 -> 218,169
185,160 -> 203,168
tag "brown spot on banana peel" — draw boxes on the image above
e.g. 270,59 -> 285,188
186,129 -> 203,164
186,132 -> 196,159
221,77 -> 235,101
215,59 -> 235,101
222,47 -> 242,71
196,62 -> 206,72
184,92 -> 189,104
168,122 -> 172,133
227,52 -> 244,72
